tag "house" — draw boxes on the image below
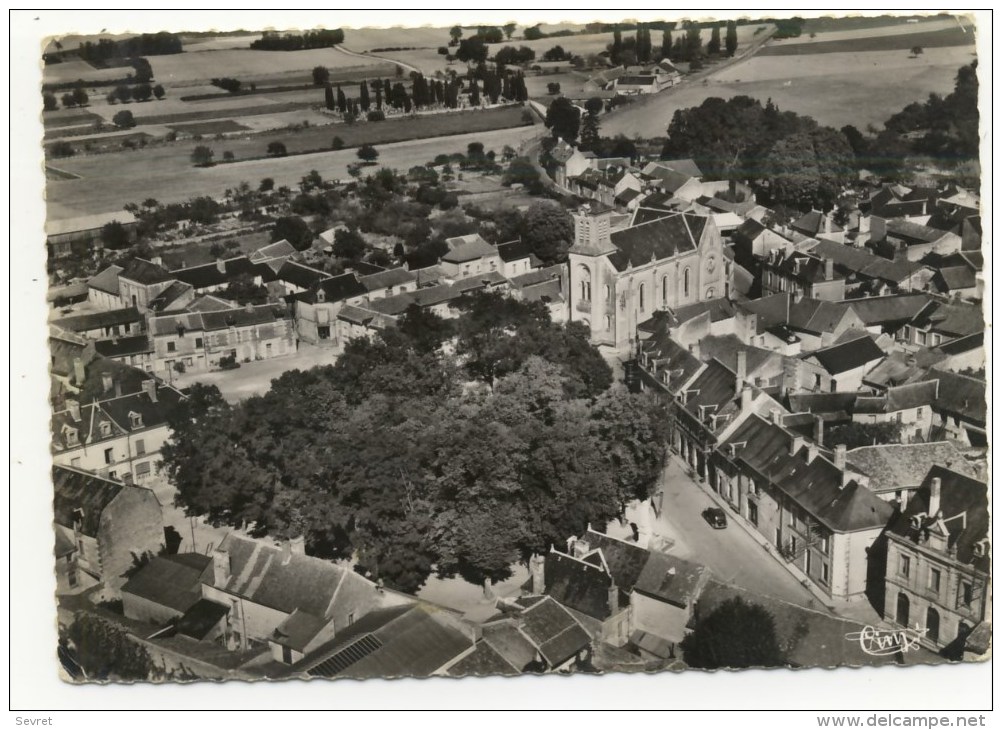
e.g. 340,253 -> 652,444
357,267 -> 418,301
46,211 -> 138,259
171,256 -> 266,295
118,258 -> 176,313
531,530 -> 708,647
439,234 -> 502,279
550,141 -> 592,188
851,380 -> 939,442
452,596 -> 592,675
293,273 -> 369,347
53,465 -> 164,597
51,307 -> 145,340
94,334 -> 155,372
508,265 -> 568,322
122,553 -> 214,625
882,218 -> 963,261
301,603 -> 473,679
790,210 -> 844,242
568,206 -> 727,352
150,303 -> 295,376
51,378 -> 185,484
273,260 -> 331,296
731,219 -> 794,264
761,247 -> 846,301
202,534 -> 391,661
735,293 -> 868,354
845,293 -> 934,338
87,265 -> 125,310
496,239 -> 539,279
48,328 -> 97,403
801,333 -> 886,392
900,299 -> 983,349
846,442 -> 981,504
712,415 -> 895,600
641,163 -> 703,201
806,239 -> 933,295
924,369 -> 986,448
883,467 -> 990,656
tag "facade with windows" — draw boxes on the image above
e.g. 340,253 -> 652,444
568,208 -> 728,353
883,467 -> 991,656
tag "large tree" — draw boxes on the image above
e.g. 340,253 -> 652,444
521,201 -> 573,264
544,96 -> 580,143
65,614 -> 156,681
725,20 -> 738,56
681,596 -> 787,669
765,127 -> 855,210
272,215 -> 314,251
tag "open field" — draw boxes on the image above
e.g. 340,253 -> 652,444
168,119 -> 251,135
760,24 -> 975,56
339,26 -> 454,51
780,15 -> 968,44
42,108 -> 103,129
600,44 -> 977,137
799,13 -> 956,35
42,58 -> 127,85
144,47 -> 389,87
46,121 -> 541,219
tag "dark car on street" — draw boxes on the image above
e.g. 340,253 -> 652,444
702,507 -> 727,529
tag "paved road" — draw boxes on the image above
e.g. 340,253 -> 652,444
634,458 -> 823,609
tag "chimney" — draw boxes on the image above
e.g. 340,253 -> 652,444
216,258 -> 226,274
151,256 -> 163,267
114,379 -> 123,399
900,490 -> 910,511
142,379 -> 158,403
66,399 -> 81,422
290,536 -> 306,555
608,582 -> 619,616
833,444 -> 846,471
245,302 -> 254,314
281,541 -> 292,566
823,211 -> 832,234
689,341 -> 701,360
73,358 -> 86,386
736,350 -> 747,392
572,539 -> 590,559
213,549 -> 230,587
529,553 -> 546,595
789,436 -> 805,457
740,385 -> 753,411
825,257 -> 834,281
929,477 -> 942,518
806,444 -> 819,463
770,409 -> 783,426
101,373 -> 114,393
814,415 -> 824,447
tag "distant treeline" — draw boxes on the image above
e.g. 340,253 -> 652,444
77,32 -> 183,65
523,17 -> 803,40
249,28 -> 345,50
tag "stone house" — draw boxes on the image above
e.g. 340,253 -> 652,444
801,333 -> 886,392
53,465 -> 164,597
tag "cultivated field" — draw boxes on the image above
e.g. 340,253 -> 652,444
602,45 -> 976,137
41,58 -> 128,85
46,116 -> 542,219
760,24 -> 976,56
779,15 -> 969,44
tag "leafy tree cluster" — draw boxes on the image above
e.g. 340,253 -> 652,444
211,77 -> 242,93
107,82 -> 164,103
250,28 -> 345,50
825,421 -> 904,451
495,45 -> 535,65
57,84 -> 89,108
661,96 -> 855,209
272,215 -> 315,251
125,196 -> 223,237
161,293 -> 667,592
65,613 -> 156,681
545,96 -> 581,143
77,32 -> 182,65
680,596 -> 788,669
725,20 -> 739,57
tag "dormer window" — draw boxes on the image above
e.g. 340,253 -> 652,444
63,426 -> 79,446
99,421 -> 112,438
129,411 -> 143,429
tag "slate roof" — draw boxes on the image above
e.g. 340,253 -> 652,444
149,281 -> 193,312
639,333 -> 704,393
847,442 -> 979,494
199,304 -> 288,332
52,466 -> 125,537
452,270 -> 508,293
808,335 -> 884,375
119,258 -> 172,285
791,210 -> 842,237
615,188 -> 643,205
186,295 -> 237,313
645,166 -> 697,194
446,640 -> 520,677
272,609 -> 329,652
94,334 -> 153,359
53,307 -> 143,333
175,599 -> 231,640
497,239 -> 532,262
698,336 -> 778,379
358,267 -> 416,292
910,300 -> 983,338
543,551 -> 617,620
88,265 -> 124,295
937,331 -> 983,356
121,554 -> 213,613
607,213 -> 704,271
633,551 -> 707,608
479,618 -> 539,670
577,531 -> 650,591
442,234 -> 497,263
887,466 -> 989,572
926,369 -> 986,424
723,415 -> 894,533
846,294 -> 933,327
767,251 -> 837,285
516,596 -> 591,667
250,239 -> 297,261
617,75 -> 656,86
210,534 -> 347,617
655,158 -> 703,178
787,392 -> 858,420
150,312 -> 205,336
276,261 -> 331,290
336,304 -> 394,330
786,298 -> 852,336
808,239 -> 926,284
853,380 -> 939,414
366,283 -> 458,316
886,219 -> 951,244
171,257 -> 259,290
295,273 -> 368,305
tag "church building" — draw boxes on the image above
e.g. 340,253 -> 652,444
568,206 -> 728,353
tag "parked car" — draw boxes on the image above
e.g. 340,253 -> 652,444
702,507 -> 727,529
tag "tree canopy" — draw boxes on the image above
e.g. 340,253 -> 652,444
681,596 -> 787,669
161,292 -> 666,593
544,97 -> 581,143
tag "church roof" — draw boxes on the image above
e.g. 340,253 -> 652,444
607,213 -> 705,271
